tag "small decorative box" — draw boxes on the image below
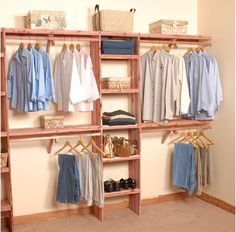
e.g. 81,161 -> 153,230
149,19 -> 188,34
26,10 -> 66,29
101,77 -> 131,90
41,115 -> 64,129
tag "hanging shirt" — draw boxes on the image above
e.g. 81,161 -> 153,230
38,48 -> 55,110
7,48 -> 36,112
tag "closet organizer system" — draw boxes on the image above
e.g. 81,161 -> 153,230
1,28 -> 212,230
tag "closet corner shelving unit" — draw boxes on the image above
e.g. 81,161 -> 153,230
1,27 -> 212,229
100,32 -> 141,216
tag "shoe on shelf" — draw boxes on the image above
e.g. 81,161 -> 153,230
119,178 -> 129,189
127,177 -> 136,189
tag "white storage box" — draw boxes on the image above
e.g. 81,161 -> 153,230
26,10 -> 66,29
149,20 -> 188,34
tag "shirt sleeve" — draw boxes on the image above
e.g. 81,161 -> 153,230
7,58 -> 15,99
37,53 -> 46,103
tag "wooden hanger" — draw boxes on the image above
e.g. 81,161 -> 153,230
169,132 -> 198,148
192,131 -> 208,148
82,138 -> 105,157
27,42 -> 32,50
186,47 -> 193,53
19,42 -> 24,50
76,44 -> 81,52
61,43 -> 67,52
69,139 -> 94,156
34,42 -> 41,50
69,43 -> 74,52
55,140 -> 80,155
198,130 -> 214,145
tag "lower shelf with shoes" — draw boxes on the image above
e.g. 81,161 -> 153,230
104,188 -> 140,198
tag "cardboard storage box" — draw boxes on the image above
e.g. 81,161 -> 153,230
41,115 -> 64,129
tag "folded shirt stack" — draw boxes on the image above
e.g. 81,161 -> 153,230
101,40 -> 134,55
102,110 -> 137,126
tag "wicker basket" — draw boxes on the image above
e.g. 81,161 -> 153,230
1,153 -> 8,168
93,5 -> 135,32
149,20 -> 188,34
101,78 -> 131,90
41,115 -> 64,129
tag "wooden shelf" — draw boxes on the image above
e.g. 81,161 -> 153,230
101,89 -> 139,94
1,167 -> 9,173
1,91 -> 6,96
100,31 -> 139,38
103,124 -> 139,131
103,155 -> 140,164
1,131 -> 7,137
104,188 -> 140,198
140,33 -> 212,45
100,54 -> 139,60
1,200 -> 12,212
9,125 -> 101,139
141,119 -> 212,131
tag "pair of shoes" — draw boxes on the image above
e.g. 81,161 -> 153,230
119,178 -> 136,189
104,179 -> 121,192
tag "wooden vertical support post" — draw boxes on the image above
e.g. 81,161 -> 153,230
1,28 -> 14,232
90,35 -> 104,221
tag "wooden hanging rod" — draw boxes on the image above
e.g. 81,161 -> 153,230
10,132 -> 102,142
5,35 -> 99,42
140,39 -> 211,46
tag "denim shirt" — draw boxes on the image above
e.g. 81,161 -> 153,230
8,48 -> 36,112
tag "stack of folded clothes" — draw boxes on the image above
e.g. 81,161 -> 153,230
102,110 -> 137,126
101,40 -> 134,55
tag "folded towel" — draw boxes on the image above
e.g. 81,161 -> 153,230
103,110 -> 134,117
103,118 -> 136,126
102,40 -> 134,49
101,47 -> 134,55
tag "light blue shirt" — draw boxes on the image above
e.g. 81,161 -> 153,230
8,48 -> 36,112
184,52 -> 215,119
38,48 -> 55,110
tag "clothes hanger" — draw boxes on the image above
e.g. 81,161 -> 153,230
69,43 -> 74,52
69,139 -> 94,156
169,132 -> 198,148
34,42 -> 41,50
198,130 -> 214,145
55,140 -> 81,155
82,138 -> 105,157
192,131 -> 208,148
76,44 -> 81,52
186,47 -> 193,53
19,42 -> 24,50
27,42 -> 32,50
168,132 -> 186,144
61,43 -> 67,52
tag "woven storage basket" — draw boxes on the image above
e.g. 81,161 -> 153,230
149,19 -> 188,34
101,78 -> 130,90
93,5 -> 135,32
41,115 -> 64,129
1,153 -> 8,168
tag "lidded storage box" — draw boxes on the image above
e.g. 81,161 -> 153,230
41,115 -> 64,129
101,77 -> 131,90
26,10 -> 66,29
149,20 -> 188,34
93,4 -> 135,32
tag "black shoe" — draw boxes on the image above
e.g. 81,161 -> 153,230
104,180 -> 114,192
119,178 -> 129,189
127,178 -> 136,189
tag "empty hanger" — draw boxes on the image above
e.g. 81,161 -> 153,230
55,140 -> 81,155
82,138 -> 105,157
69,139 -> 94,156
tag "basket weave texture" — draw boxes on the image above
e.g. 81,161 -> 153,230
41,115 -> 64,129
101,78 -> 130,89
1,153 -> 8,168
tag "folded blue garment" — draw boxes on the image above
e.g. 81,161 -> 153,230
172,143 -> 196,195
101,48 -> 134,55
102,40 -> 134,49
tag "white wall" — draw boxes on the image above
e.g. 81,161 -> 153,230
198,0 -> 235,206
1,0 -> 200,216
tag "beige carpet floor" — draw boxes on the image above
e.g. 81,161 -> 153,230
10,198 -> 236,232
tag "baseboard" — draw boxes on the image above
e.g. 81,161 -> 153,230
13,191 -> 234,225
14,206 -> 92,225
198,192 -> 235,214
141,192 -> 189,205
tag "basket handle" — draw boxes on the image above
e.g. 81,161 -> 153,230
130,8 -> 136,13
95,4 -> 100,12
